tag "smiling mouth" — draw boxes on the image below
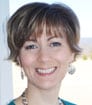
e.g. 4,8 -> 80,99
36,67 -> 57,75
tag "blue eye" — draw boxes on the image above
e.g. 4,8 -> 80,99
50,42 -> 62,47
25,45 -> 38,49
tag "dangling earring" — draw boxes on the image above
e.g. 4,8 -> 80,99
21,69 -> 24,80
68,64 -> 76,75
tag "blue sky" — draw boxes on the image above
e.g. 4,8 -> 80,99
9,0 -> 92,38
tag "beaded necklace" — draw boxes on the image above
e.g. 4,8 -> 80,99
21,92 -> 63,105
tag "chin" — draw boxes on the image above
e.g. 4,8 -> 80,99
35,82 -> 61,91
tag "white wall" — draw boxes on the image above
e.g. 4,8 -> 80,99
0,0 -> 13,105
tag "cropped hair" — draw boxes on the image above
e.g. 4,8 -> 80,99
7,2 -> 81,65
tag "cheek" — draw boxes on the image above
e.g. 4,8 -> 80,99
19,54 -> 36,76
54,51 -> 70,63
19,53 -> 35,67
54,51 -> 70,73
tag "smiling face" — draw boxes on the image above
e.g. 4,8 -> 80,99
18,28 -> 74,90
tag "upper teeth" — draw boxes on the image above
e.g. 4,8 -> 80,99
37,68 -> 55,74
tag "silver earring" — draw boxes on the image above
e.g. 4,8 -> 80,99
68,65 -> 76,75
21,69 -> 24,79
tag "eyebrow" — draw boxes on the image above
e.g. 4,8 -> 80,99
47,36 -> 56,41
26,38 -> 37,42
47,35 -> 63,41
26,35 -> 63,42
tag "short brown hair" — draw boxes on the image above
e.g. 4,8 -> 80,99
7,2 -> 81,65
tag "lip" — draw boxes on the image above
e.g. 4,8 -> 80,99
35,67 -> 57,76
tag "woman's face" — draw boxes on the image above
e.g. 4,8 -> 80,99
18,29 -> 74,90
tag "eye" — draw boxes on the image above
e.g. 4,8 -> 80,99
50,42 -> 62,47
25,44 -> 38,50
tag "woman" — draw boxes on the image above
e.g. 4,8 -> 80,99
7,2 -> 81,105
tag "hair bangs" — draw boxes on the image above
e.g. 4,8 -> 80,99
29,11 -> 66,39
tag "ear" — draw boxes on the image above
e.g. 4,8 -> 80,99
17,56 -> 22,66
69,52 -> 75,63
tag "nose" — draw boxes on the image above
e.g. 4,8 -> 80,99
37,48 -> 51,62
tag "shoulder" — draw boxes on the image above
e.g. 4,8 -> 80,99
7,100 -> 15,105
7,96 -> 22,105
59,98 -> 77,105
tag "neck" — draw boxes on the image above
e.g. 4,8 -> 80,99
25,83 -> 62,105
